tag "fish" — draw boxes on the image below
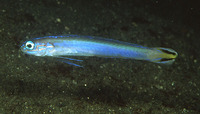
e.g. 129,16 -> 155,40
20,35 -> 178,67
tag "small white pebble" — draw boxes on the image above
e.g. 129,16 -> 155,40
56,18 -> 61,23
65,26 -> 70,31
2,9 -> 6,12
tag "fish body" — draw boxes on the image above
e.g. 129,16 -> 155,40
21,35 -> 178,66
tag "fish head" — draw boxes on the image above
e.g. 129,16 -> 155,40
20,40 -> 54,56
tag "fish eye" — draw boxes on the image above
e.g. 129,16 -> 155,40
25,41 -> 34,50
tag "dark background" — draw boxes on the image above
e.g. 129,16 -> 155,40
0,0 -> 199,113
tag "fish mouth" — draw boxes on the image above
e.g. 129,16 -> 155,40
20,43 -> 28,53
20,44 -> 25,51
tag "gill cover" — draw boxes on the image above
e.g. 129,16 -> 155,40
148,47 -> 178,65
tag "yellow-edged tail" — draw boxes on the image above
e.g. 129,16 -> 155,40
147,47 -> 178,65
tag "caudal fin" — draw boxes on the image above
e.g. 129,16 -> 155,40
147,47 -> 178,65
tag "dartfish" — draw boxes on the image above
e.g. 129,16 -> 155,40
20,35 -> 178,67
